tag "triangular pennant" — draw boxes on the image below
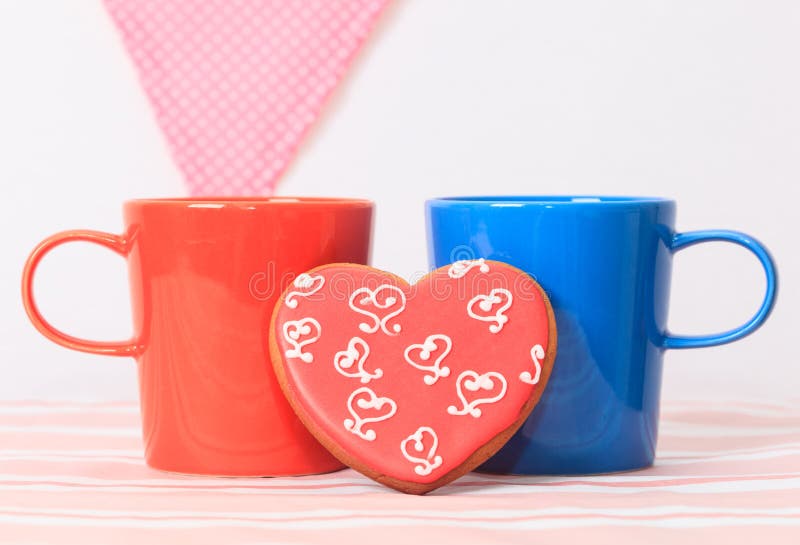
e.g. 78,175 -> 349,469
104,0 -> 391,195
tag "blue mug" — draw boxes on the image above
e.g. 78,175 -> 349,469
425,196 -> 777,475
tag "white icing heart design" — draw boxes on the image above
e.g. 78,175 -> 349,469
520,344 -> 545,385
344,387 -> 398,441
348,284 -> 406,336
467,288 -> 513,333
403,334 -> 452,385
284,273 -> 325,309
400,426 -> 443,476
447,258 -> 490,279
447,371 -> 508,418
333,337 -> 383,384
282,317 -> 321,363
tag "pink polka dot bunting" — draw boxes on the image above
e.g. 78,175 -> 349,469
103,0 -> 391,195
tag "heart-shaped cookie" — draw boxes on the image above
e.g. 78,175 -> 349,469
269,260 -> 556,494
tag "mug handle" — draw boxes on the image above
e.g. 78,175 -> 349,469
21,230 -> 140,357
662,229 -> 778,349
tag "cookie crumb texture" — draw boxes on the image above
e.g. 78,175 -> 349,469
270,260 -> 556,494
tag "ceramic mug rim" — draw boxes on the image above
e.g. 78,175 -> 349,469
125,196 -> 373,209
427,195 -> 675,207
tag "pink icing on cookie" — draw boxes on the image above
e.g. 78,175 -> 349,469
271,261 -> 554,492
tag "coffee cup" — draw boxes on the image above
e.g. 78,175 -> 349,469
22,197 -> 373,476
426,196 -> 776,474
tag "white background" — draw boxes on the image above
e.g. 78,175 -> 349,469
1,1 -> 797,402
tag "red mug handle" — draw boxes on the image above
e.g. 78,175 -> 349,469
21,230 -> 140,357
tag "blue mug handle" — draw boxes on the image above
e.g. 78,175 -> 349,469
662,230 -> 778,349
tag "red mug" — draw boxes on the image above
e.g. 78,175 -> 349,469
22,197 -> 373,476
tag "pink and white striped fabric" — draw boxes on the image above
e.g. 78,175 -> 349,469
1,399 -> 798,544
103,0 -> 391,196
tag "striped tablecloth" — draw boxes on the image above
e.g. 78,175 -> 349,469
1,399 -> 798,544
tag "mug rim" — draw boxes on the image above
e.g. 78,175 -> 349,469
125,196 -> 373,208
427,195 -> 674,206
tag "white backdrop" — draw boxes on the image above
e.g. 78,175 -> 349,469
1,0 -> 797,402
